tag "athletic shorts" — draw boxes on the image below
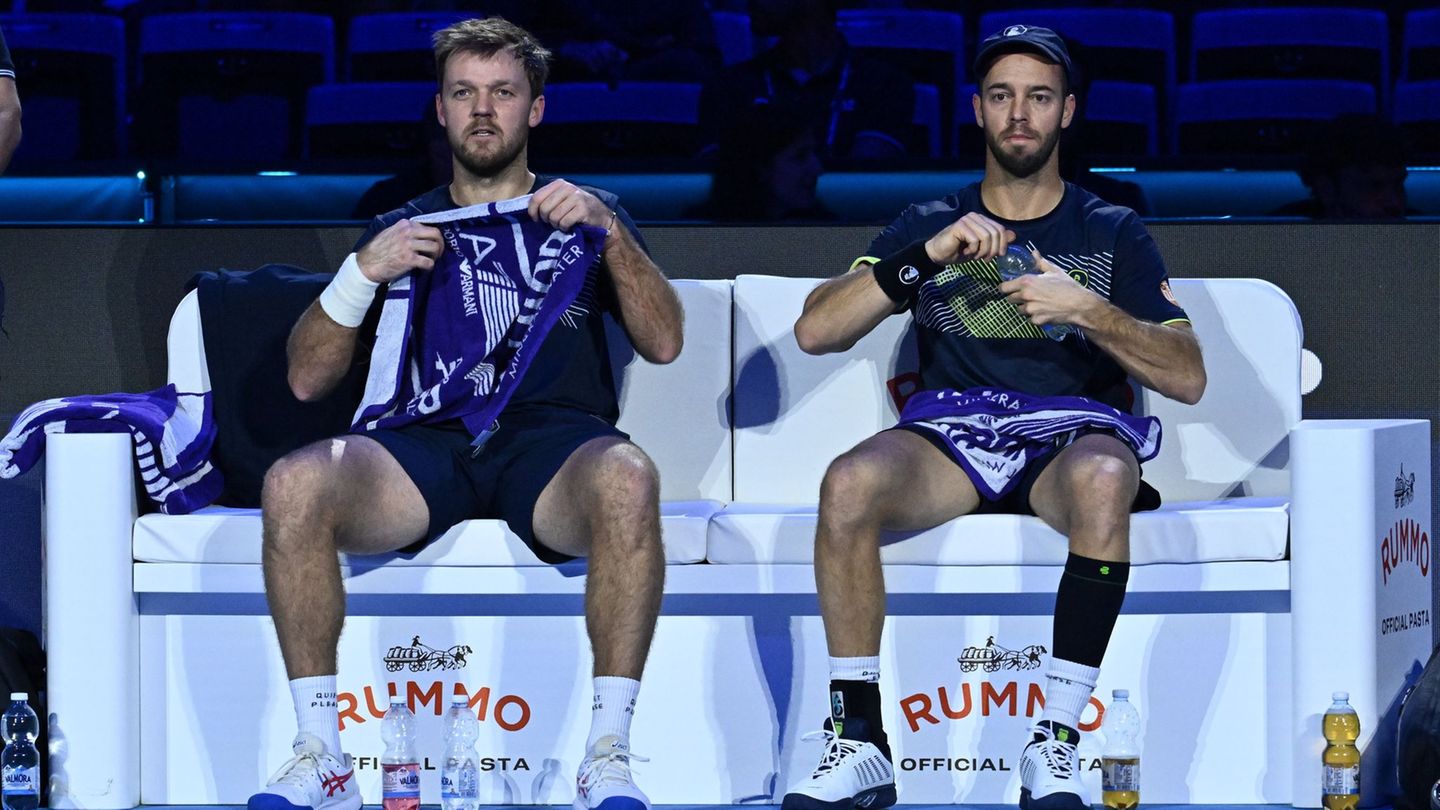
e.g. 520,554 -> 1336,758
892,425 -> 1160,516
361,407 -> 628,563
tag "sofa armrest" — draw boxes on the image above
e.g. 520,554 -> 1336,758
1290,418 -> 1432,807
44,433 -> 138,809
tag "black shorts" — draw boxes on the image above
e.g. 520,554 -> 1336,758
894,425 -> 1160,516
361,408 -> 628,564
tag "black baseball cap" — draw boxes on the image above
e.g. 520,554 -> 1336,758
973,24 -> 1073,86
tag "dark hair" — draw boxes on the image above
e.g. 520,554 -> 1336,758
432,17 -> 552,98
701,105 -> 824,221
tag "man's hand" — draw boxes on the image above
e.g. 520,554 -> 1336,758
529,179 -> 615,235
356,219 -> 444,283
924,212 -> 1016,265
998,250 -> 1104,328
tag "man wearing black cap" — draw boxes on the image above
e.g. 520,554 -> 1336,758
781,24 -> 1205,810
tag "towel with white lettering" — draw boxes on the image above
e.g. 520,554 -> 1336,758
0,385 -> 223,514
897,387 -> 1162,500
354,195 -> 606,436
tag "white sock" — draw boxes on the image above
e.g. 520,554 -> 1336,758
1040,657 -> 1100,730
829,655 -> 881,682
290,675 -> 343,756
587,676 -> 640,749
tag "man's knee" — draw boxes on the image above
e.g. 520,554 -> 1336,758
261,445 -> 338,542
818,449 -> 889,527
1060,449 -> 1138,508
587,443 -> 661,517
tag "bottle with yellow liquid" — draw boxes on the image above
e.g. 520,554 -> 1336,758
1102,689 -> 1141,809
1322,692 -> 1360,810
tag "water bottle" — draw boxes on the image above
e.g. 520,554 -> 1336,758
1,694 -> 40,810
994,244 -> 1074,341
1322,692 -> 1360,810
381,696 -> 420,810
441,696 -> 481,810
1101,689 -> 1141,810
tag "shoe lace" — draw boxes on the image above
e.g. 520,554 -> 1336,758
578,745 -> 650,790
266,750 -> 321,790
800,729 -> 866,777
1030,727 -> 1077,779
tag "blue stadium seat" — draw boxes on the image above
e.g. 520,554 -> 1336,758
976,9 -> 1174,148
835,9 -> 965,152
533,82 -> 703,158
138,13 -> 335,163
1190,9 -> 1390,108
1083,81 -> 1158,157
1174,79 -> 1376,156
346,12 -> 467,82
0,14 -> 124,164
711,11 -> 754,67
305,82 -> 437,160
912,83 -> 940,159
1394,81 -> 1440,156
1403,10 -> 1440,81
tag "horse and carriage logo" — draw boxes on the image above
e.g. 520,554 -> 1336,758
1396,465 -> 1416,509
956,636 -> 1047,673
383,636 -> 474,672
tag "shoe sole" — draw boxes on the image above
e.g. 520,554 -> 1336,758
1019,786 -> 1088,810
782,784 -> 897,810
246,792 -> 361,810
573,796 -> 649,810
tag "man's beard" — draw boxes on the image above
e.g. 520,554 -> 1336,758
985,124 -> 1059,179
451,126 -> 528,177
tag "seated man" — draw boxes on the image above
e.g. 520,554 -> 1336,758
246,17 -> 683,810
783,25 -> 1205,810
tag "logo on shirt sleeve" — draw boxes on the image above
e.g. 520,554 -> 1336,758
900,265 -> 920,285
1160,279 -> 1179,306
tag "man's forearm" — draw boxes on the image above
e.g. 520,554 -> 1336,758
0,107 -> 21,174
604,226 -> 683,364
286,301 -> 362,402
1078,303 -> 1206,404
793,262 -> 899,355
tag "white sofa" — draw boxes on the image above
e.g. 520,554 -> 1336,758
42,276 -> 1430,808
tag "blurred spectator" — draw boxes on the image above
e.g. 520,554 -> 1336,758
351,98 -> 452,220
1270,114 -> 1420,219
688,104 -> 834,222
533,0 -> 720,83
0,24 -> 20,174
699,0 -> 914,161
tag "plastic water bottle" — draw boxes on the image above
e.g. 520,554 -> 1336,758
994,244 -> 1074,341
1101,689 -> 1141,809
441,696 -> 481,810
1323,692 -> 1360,810
381,696 -> 420,810
1,694 -> 40,810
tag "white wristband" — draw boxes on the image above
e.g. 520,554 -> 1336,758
318,253 -> 379,328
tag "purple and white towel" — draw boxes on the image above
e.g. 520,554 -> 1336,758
0,385 -> 223,514
354,194 -> 606,436
897,387 -> 1162,500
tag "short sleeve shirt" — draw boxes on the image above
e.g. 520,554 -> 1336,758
0,26 -> 15,81
354,176 -> 647,424
860,182 -> 1189,412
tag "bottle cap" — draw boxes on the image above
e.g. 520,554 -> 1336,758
1333,691 -> 1349,702
1112,688 -> 1129,700
390,695 -> 406,705
8,693 -> 25,701
451,694 -> 469,705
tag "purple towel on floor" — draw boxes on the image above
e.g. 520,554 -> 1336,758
0,385 -> 223,514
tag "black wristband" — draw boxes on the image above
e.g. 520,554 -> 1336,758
870,240 -> 943,304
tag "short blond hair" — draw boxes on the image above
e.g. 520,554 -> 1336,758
432,17 -> 552,98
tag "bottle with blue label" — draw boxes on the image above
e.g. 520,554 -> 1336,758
441,695 -> 481,810
1,693 -> 39,810
381,696 -> 420,810
995,244 -> 1074,341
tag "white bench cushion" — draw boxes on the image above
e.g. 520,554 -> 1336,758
707,496 -> 1289,565
134,500 -> 721,565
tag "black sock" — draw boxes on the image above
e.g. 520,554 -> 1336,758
830,679 -> 892,761
1052,552 -> 1130,668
